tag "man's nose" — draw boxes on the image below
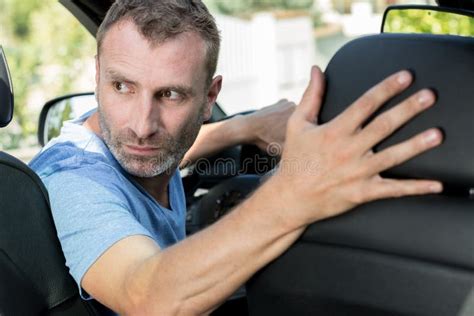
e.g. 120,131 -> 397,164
129,94 -> 160,139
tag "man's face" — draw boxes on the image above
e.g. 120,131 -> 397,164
95,20 -> 218,177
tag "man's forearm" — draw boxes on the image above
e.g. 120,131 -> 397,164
125,176 -> 306,315
181,115 -> 249,168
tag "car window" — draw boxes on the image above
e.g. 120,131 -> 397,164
203,0 -> 437,115
1,0 -> 439,161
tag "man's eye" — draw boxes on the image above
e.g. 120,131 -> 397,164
113,82 -> 132,94
161,90 -> 182,101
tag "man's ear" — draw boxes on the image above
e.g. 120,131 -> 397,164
203,75 -> 222,121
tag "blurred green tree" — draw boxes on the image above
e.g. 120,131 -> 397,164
385,9 -> 474,36
0,0 -> 95,149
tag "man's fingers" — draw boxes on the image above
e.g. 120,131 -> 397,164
368,128 -> 442,175
336,70 -> 413,132
359,89 -> 436,150
367,178 -> 443,201
294,66 -> 325,123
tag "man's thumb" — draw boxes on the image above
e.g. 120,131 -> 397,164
296,66 -> 325,123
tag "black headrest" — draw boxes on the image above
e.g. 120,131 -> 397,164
319,33 -> 474,192
0,46 -> 13,128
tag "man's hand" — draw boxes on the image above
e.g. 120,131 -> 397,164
271,66 -> 443,228
241,99 -> 296,154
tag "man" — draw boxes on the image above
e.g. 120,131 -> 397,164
30,0 -> 443,314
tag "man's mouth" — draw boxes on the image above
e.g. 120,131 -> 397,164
124,144 -> 161,156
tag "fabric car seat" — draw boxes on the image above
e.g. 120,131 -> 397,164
0,47 -> 103,315
246,33 -> 474,315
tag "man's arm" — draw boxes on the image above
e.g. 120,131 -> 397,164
83,67 -> 443,315
180,99 -> 295,168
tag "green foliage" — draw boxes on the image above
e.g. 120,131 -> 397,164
1,0 -> 42,39
212,0 -> 313,16
384,9 -> 474,36
311,9 -> 323,28
0,0 -> 95,149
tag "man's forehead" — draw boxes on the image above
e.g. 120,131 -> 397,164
100,19 -> 207,57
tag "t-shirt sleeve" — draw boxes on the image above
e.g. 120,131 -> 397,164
43,168 -> 153,300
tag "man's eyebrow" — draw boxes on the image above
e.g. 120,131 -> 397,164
104,68 -> 137,84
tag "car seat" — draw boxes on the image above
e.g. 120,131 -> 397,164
246,14 -> 474,316
0,46 -> 104,315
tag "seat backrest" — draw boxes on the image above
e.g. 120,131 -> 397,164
246,33 -> 474,315
0,46 -> 100,315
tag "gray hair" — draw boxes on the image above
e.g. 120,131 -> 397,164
96,0 -> 220,85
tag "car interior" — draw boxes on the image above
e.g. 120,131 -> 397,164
1,1 -> 473,315
246,8 -> 474,315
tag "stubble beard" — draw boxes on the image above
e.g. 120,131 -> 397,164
98,103 -> 204,178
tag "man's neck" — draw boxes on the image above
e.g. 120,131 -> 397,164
83,111 -> 174,208
133,174 -> 173,209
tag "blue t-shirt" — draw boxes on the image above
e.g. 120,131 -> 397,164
29,109 -> 186,300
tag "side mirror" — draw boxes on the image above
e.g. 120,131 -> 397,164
38,92 -> 96,146
0,46 -> 14,128
381,5 -> 474,36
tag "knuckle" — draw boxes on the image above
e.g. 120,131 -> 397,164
321,125 -> 339,144
384,74 -> 403,93
387,76 -> 401,92
348,194 -> 362,205
387,191 -> 403,199
372,76 -> 399,100
410,186 -> 424,195
389,186 -> 407,198
336,148 -> 352,163
387,153 -> 401,168
406,92 -> 424,113
358,92 -> 379,115
373,116 -> 393,135
416,133 -> 431,149
350,167 -> 367,184
359,93 -> 376,112
347,187 -> 368,205
375,152 -> 397,170
358,161 -> 374,178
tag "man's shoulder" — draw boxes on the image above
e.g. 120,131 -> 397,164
30,141 -> 136,214
29,140 -> 118,181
